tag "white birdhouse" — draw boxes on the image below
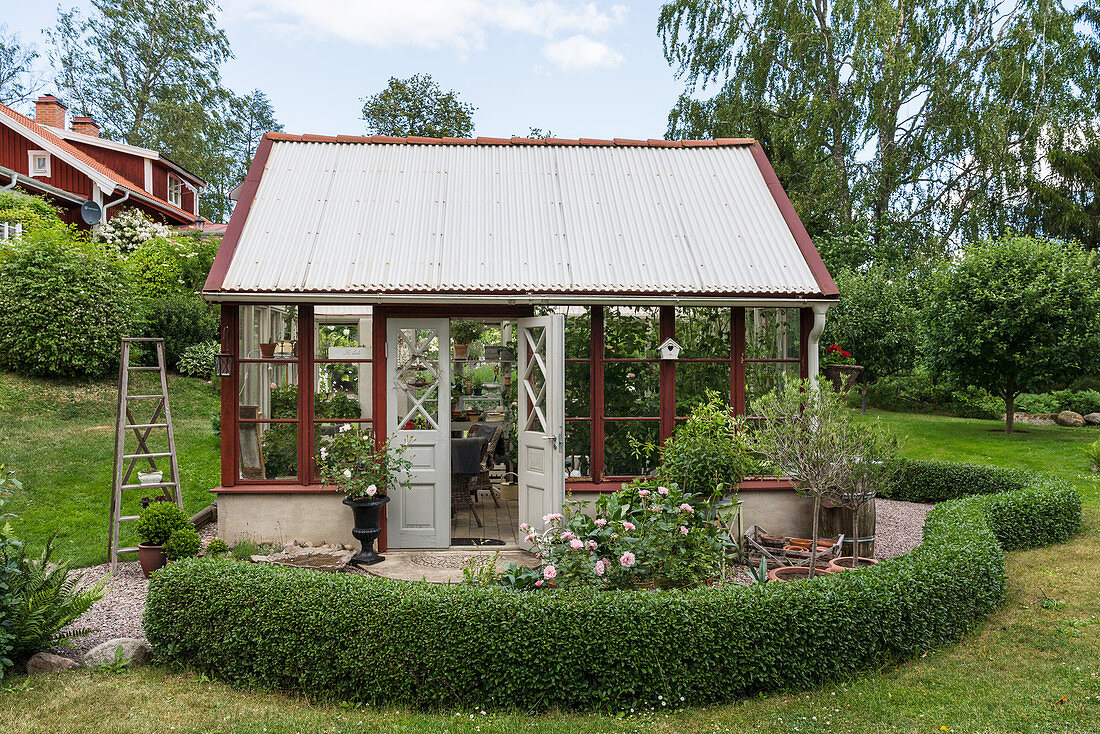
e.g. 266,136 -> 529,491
658,338 -> 682,360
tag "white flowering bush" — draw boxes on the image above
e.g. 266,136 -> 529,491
508,481 -> 724,590
316,424 -> 412,500
98,207 -> 173,253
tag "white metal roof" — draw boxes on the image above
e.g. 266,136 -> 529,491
213,138 -> 831,299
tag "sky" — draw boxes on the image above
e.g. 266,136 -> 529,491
4,1 -> 691,140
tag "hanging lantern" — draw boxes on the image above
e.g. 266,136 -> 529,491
215,351 -> 233,377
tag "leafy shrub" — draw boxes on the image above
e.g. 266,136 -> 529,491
135,502 -> 190,547
1084,439 -> 1100,471
947,386 -> 1004,420
657,390 -> 755,494
0,232 -> 137,378
177,340 -> 218,378
145,474 -> 1079,710
1051,389 -> 1100,416
0,191 -> 68,235
164,526 -> 201,561
205,539 -> 229,556
125,238 -> 184,299
1069,375 -> 1100,393
98,207 -> 172,253
882,459 -> 1028,503
1014,393 -> 1061,414
139,293 -> 219,370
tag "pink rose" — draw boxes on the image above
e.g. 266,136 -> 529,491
658,486 -> 670,496
535,579 -> 544,587
594,518 -> 607,527
619,551 -> 636,568
680,525 -> 689,535
585,540 -> 598,550
543,565 -> 557,580
622,521 -> 636,531
594,559 -> 606,576
638,489 -> 650,497
679,503 -> 694,514
570,538 -> 583,550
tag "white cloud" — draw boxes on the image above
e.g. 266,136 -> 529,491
223,1 -> 628,53
542,34 -> 624,72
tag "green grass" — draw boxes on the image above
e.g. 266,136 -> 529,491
1,395 -> 1098,732
0,371 -> 220,567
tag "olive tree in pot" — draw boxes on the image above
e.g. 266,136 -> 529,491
451,320 -> 485,360
317,425 -> 412,566
135,502 -> 191,578
750,376 -> 884,579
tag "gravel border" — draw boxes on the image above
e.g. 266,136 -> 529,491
55,500 -> 931,662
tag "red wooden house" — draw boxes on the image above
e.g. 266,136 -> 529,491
0,95 -> 206,229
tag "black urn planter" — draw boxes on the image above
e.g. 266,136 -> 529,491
343,495 -> 390,566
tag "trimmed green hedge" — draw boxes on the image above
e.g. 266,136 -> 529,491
145,475 -> 1081,711
884,458 -> 1029,503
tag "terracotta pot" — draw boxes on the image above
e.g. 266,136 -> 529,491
138,543 -> 166,578
767,565 -> 832,582
259,342 -> 277,358
823,364 -> 864,394
454,344 -> 469,360
759,533 -> 787,547
828,556 -> 879,572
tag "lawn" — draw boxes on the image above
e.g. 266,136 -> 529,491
0,384 -> 1098,733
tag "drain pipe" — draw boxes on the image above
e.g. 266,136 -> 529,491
1,171 -> 17,191
102,187 -> 130,216
807,302 -> 830,380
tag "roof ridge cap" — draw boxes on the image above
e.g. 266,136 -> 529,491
264,131 -> 756,147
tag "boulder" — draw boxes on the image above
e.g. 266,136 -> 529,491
1084,412 -> 1100,426
82,638 -> 151,668
1055,410 -> 1086,427
26,652 -> 78,674
251,543 -> 353,571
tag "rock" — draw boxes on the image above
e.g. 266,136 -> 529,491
83,638 -> 151,668
343,544 -> 355,551
1055,410 -> 1086,427
26,652 -> 78,674
1084,412 -> 1100,426
253,543 -> 353,571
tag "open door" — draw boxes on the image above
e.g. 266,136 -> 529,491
387,318 -> 450,548
517,314 -> 565,539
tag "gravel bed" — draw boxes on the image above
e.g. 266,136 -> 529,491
54,501 -> 930,662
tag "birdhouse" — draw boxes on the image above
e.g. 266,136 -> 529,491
658,338 -> 682,360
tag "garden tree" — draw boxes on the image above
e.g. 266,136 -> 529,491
658,0 -> 1089,248
201,90 -> 284,222
0,25 -> 38,105
751,377 -> 897,574
924,235 -> 1100,434
361,74 -> 475,138
821,267 -> 921,412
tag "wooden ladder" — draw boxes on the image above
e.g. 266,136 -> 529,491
108,338 -> 183,573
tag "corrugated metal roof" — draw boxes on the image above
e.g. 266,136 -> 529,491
217,139 -> 828,297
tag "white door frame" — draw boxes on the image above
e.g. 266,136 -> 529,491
386,318 -> 451,548
517,314 -> 566,540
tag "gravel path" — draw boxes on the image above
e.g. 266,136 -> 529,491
55,501 -> 931,662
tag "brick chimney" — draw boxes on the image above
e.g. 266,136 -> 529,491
72,116 -> 100,137
34,95 -> 67,129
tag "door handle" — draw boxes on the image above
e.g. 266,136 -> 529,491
542,434 -> 559,451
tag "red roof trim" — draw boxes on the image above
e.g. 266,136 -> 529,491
748,141 -> 838,297
203,135 -> 274,292
261,131 -> 757,148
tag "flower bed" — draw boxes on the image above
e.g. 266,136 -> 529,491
144,471 -> 1081,710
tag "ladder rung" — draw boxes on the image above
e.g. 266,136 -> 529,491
120,482 -> 176,490
126,366 -> 161,371
122,452 -> 172,460
126,395 -> 164,400
126,423 -> 168,429
120,515 -> 140,522
117,546 -> 139,554
121,338 -> 164,342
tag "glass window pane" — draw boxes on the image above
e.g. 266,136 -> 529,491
238,363 -> 297,419
605,306 -> 660,359
604,420 -> 660,477
675,361 -> 732,416
565,362 -> 590,418
314,421 -> 372,465
675,307 -> 730,358
745,307 -> 801,360
394,327 -> 442,429
604,361 -> 659,417
238,305 -> 298,358
565,421 -> 591,478
316,319 -> 371,359
238,422 -> 297,480
316,362 -> 371,419
745,362 -> 800,414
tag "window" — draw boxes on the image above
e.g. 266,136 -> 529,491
167,174 -> 182,207
28,151 -> 50,177
237,305 -> 300,481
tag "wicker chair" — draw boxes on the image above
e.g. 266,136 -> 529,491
451,436 -> 489,527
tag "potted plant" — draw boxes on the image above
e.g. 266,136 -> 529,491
452,320 -> 485,360
137,468 -> 163,485
164,525 -> 201,563
318,425 -> 412,566
276,306 -> 298,358
821,344 -> 863,394
135,501 -> 191,578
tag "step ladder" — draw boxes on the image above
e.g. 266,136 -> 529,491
109,338 -> 183,573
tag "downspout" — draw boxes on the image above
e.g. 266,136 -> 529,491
1,171 -> 16,191
102,188 -> 130,219
806,302 -> 830,379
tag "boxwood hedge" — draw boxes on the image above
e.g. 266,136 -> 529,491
145,474 -> 1081,711
884,458 -> 1029,503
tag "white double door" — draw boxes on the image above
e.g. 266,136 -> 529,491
386,315 -> 565,549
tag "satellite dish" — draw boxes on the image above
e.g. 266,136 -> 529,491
80,200 -> 102,225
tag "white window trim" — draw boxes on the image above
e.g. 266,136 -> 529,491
28,150 -> 50,178
167,173 -> 182,207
